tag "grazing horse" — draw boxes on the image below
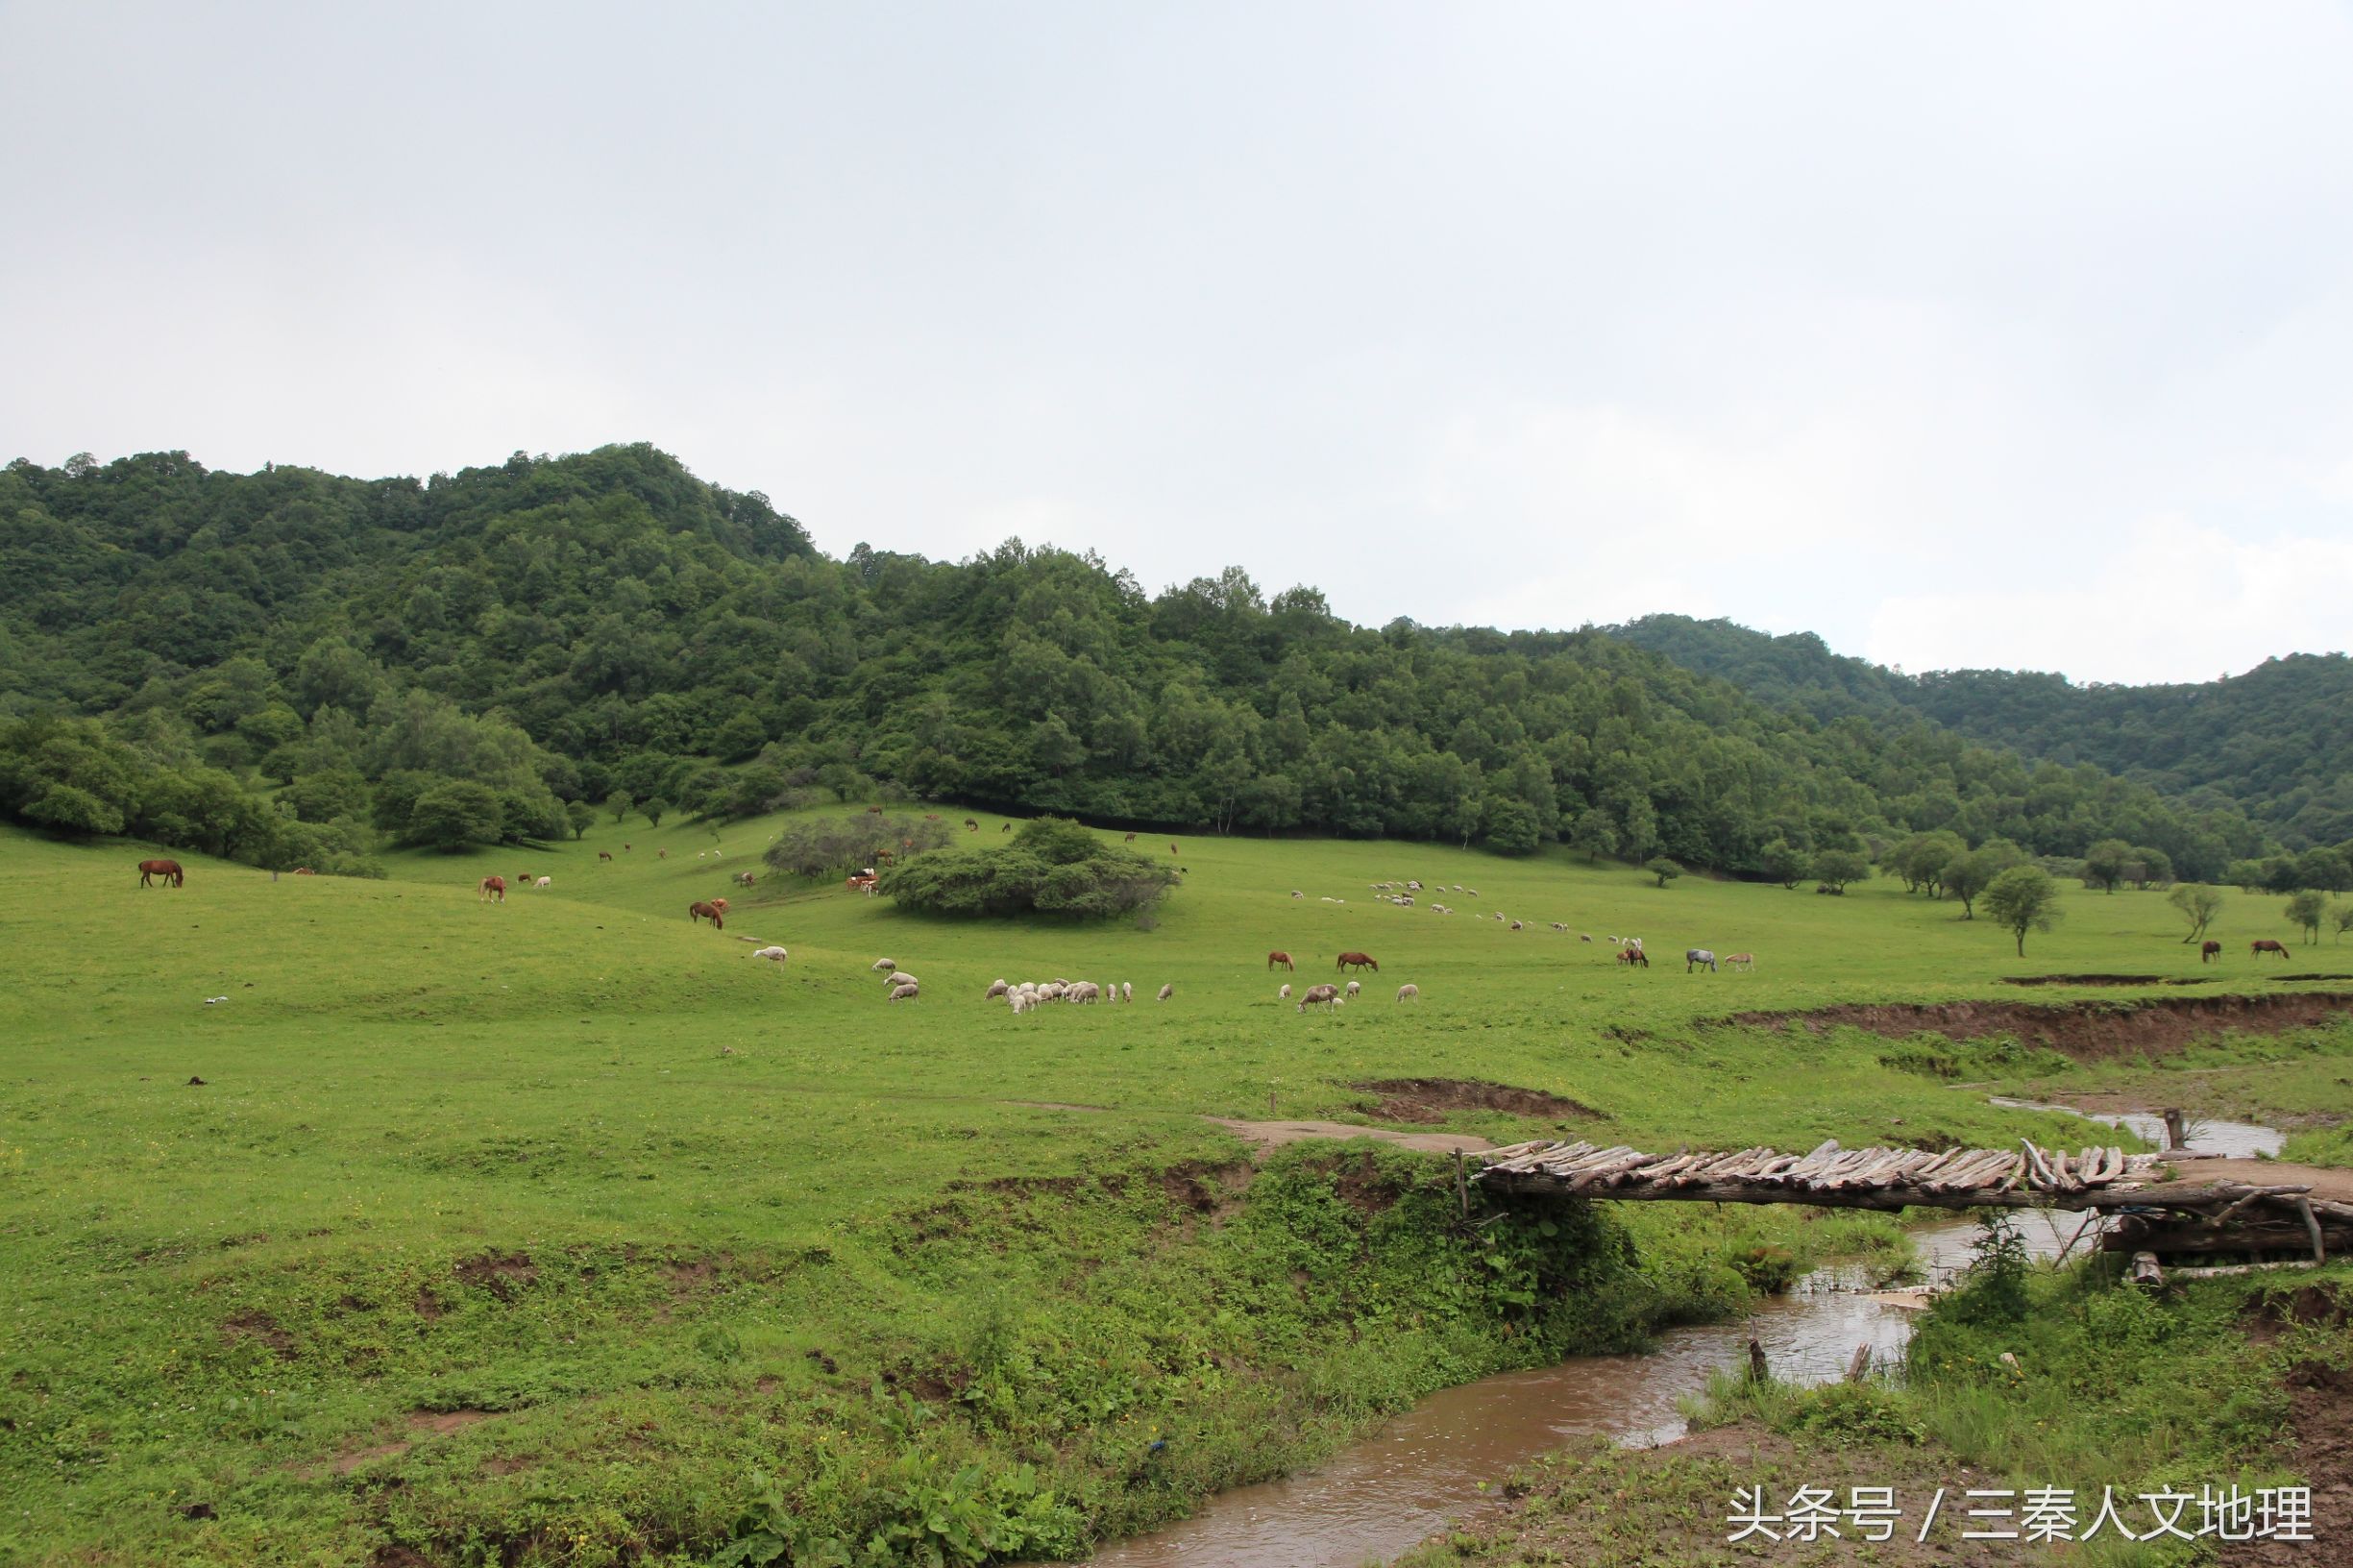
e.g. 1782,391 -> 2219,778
1125,832 -> 1137,842
1686,948 -> 1718,973
2201,940 -> 2222,964
708,897 -> 729,916
598,850 -> 614,862
292,867 -> 315,876
478,876 -> 506,903
136,858 -> 184,889
1725,952 -> 1755,971
867,804 -> 884,814
1617,945 -> 1649,968
965,818 -> 978,831
1267,950 -> 1295,971
1000,822 -> 1012,832
1169,843 -> 1179,856
734,870 -> 755,887
1336,951 -> 1379,973
689,900 -> 724,930
2251,938 -> 2290,958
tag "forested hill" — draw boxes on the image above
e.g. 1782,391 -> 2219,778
1610,614 -> 2353,849
0,445 -> 2277,881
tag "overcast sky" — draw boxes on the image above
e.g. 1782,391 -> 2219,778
7,4 -> 2351,685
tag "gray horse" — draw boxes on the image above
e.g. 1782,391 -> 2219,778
1685,948 -> 1718,972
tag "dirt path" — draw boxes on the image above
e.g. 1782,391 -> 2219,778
2155,1159 -> 2353,1203
1206,1117 -> 1493,1157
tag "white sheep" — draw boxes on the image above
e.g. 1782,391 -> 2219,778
985,979 -> 1010,999
1291,890 -> 1304,899
1157,983 -> 1172,1001
750,945 -> 789,963
1279,983 -> 1292,1001
871,958 -> 896,972
1396,983 -> 1419,1001
885,972 -> 920,989
888,982 -> 919,1001
1121,982 -> 1133,1003
536,875 -> 551,890
1344,980 -> 1360,998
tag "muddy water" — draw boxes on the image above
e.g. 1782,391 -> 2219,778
1984,1096 -> 2285,1158
1086,1108 -> 2281,1568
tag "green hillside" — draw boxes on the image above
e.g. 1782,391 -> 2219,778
8,810 -> 2347,1564
0,447 -> 2274,883
1613,612 -> 2353,849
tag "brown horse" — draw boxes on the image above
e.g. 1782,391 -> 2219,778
478,876 -> 506,903
689,900 -> 724,929
292,867 -> 315,876
1169,843 -> 1179,856
624,843 -> 631,852
2201,940 -> 2222,963
1124,832 -> 1137,842
136,858 -> 184,888
599,850 -> 614,862
2251,938 -> 2290,958
1267,950 -> 1295,971
1617,946 -> 1650,968
867,804 -> 884,815
708,897 -> 729,916
1336,951 -> 1378,973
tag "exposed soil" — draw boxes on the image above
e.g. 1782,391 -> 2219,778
220,1310 -> 296,1360
453,1250 -> 537,1299
2218,1360 -> 2353,1565
2001,972 -> 2166,986
408,1408 -> 494,1435
1157,1160 -> 1254,1219
2152,1158 -> 2353,1204
1732,992 -> 2353,1061
412,1286 -> 443,1321
2243,1284 -> 2349,1344
1206,1116 -> 1493,1158
1355,1078 -> 1600,1124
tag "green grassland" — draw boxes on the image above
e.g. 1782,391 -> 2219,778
4,813 -> 2346,1565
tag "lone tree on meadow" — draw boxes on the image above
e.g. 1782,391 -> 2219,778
2287,890 -> 2328,944
1946,839 -> 2024,920
1983,865 -> 2064,957
606,789 -> 633,823
1645,856 -> 1682,889
2168,883 -> 2224,943
1811,849 -> 1870,895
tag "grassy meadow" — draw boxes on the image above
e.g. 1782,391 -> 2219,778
4,810 -> 2348,1565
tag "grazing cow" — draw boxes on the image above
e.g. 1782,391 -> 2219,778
2251,939 -> 2291,958
1344,980 -> 1361,998
1617,945 -> 1649,968
599,851 -> 613,862
536,876 -> 551,890
846,874 -> 878,894
1296,983 -> 1340,1012
2201,940 -> 2222,964
1726,952 -> 1755,971
1267,950 -> 1296,971
1686,949 -> 1718,973
1158,983 -> 1173,1001
734,870 -> 755,888
751,945 -> 789,963
1396,983 -> 1419,1002
136,858 -> 184,889
1336,951 -> 1378,973
689,900 -> 724,929
477,875 -> 506,903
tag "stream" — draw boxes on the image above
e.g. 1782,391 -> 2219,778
1084,1107 -> 2280,1568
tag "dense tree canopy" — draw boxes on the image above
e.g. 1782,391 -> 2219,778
0,446 -> 2296,878
1613,613 -> 2353,848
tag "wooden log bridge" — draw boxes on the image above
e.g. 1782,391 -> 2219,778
1473,1138 -> 2353,1262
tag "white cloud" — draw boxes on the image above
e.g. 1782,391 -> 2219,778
1865,516 -> 2353,683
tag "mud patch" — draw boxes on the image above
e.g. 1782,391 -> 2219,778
1159,1160 -> 1255,1220
1732,992 -> 2353,1061
408,1409 -> 495,1435
221,1310 -> 296,1360
453,1251 -> 536,1300
413,1286 -> 444,1321
2001,973 -> 2166,987
1207,1116 -> 1493,1158
2219,1360 -> 2353,1565
1357,1078 -> 1599,1124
